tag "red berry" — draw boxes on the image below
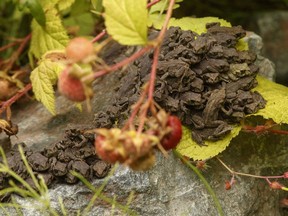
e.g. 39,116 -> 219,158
94,135 -> 126,164
66,37 -> 94,62
160,116 -> 182,150
283,172 -> 288,179
270,181 -> 283,190
58,68 -> 88,102
225,180 -> 231,190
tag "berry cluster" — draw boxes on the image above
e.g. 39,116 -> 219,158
95,110 -> 182,170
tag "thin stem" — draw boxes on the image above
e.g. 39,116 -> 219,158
91,30 -> 107,43
217,157 -> 284,179
0,41 -> 19,53
137,0 -> 175,132
147,0 -> 161,8
137,46 -> 160,133
4,34 -> 31,72
155,0 -> 175,44
0,83 -> 32,115
82,46 -> 152,82
123,84 -> 149,131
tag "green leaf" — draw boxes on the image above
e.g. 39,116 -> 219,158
176,126 -> 241,160
103,0 -> 148,45
29,8 -> 69,59
63,0 -> 95,36
251,76 -> 288,124
30,53 -> 65,115
150,16 -> 232,34
149,0 -> 183,14
25,0 -> 46,26
91,0 -> 103,11
236,39 -> 248,51
57,0 -> 75,11
148,16 -> 248,51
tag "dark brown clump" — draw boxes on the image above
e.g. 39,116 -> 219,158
94,23 -> 266,145
0,129 -> 110,202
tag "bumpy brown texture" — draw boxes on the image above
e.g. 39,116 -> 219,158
94,23 -> 266,145
0,129 -> 110,202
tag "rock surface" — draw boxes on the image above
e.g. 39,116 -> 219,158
0,32 -> 287,215
249,11 -> 288,84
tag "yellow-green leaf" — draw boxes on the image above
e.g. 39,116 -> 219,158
26,0 -> 46,26
251,76 -> 288,124
103,0 -> 148,45
29,8 -> 69,59
30,58 -> 65,115
149,0 -> 183,14
176,126 -> 241,160
57,0 -> 75,11
149,16 -> 231,34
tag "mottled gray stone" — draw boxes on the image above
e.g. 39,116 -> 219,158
6,132 -> 288,215
250,11 -> 288,84
244,31 -> 276,81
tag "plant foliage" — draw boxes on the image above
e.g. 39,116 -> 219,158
103,0 -> 148,45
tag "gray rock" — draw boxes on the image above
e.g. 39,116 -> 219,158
250,11 -> 288,84
244,31 -> 276,81
6,132 -> 288,215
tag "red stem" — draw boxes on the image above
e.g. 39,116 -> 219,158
4,34 -> 31,72
147,0 -> 161,8
82,46 -> 152,82
0,41 -> 19,53
0,83 -> 32,115
217,157 -> 285,179
268,129 -> 288,135
91,30 -> 107,43
137,0 -> 175,133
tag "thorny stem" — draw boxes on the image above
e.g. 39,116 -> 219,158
0,83 -> 32,115
4,34 -> 31,73
217,157 -> 285,179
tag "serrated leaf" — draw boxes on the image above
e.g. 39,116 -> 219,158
176,126 -> 241,160
29,8 -> 69,59
103,0 -> 148,45
149,0 -> 182,14
38,0 -> 59,9
25,0 -> 46,26
251,76 -> 288,124
57,0 -> 75,11
30,58 -> 65,115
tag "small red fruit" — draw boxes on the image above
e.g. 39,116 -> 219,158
269,181 -> 283,190
160,116 -> 182,150
283,172 -> 288,179
58,68 -> 89,102
225,180 -> 232,190
66,37 -> 94,62
94,135 -> 126,164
